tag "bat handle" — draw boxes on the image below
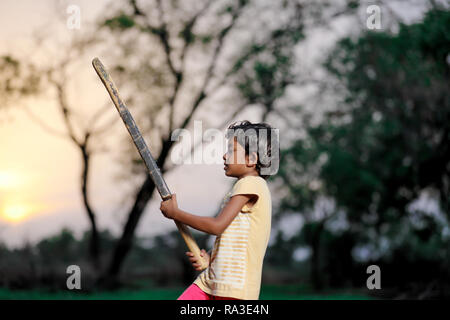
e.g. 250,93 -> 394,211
161,195 -> 207,270
175,221 -> 209,271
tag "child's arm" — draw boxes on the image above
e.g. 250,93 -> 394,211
160,193 -> 257,236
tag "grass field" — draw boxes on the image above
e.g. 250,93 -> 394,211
0,284 -> 374,300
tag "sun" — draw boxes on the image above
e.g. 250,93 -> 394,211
0,171 -> 31,222
1,203 -> 32,223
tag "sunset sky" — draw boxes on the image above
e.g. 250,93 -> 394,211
0,0 -> 236,247
0,1 -> 429,248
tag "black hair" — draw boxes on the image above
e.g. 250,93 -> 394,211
225,120 -> 280,180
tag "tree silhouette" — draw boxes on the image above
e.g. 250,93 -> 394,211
99,0 -> 359,285
277,6 -> 450,296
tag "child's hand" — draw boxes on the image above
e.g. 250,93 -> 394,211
186,249 -> 210,271
160,194 -> 179,219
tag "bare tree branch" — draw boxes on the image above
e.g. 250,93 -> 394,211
22,104 -> 68,139
179,0 -> 214,73
179,5 -> 244,133
48,74 -> 82,147
164,101 -> 248,172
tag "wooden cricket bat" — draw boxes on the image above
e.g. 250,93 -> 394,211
92,57 -> 208,271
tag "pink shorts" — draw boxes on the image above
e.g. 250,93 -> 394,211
177,284 -> 239,300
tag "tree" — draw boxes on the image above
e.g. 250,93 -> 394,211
277,7 -> 450,295
0,55 -> 41,112
99,0 -> 360,285
98,0 -> 301,284
322,7 -> 449,226
1,35 -> 117,269
1,0 -> 361,286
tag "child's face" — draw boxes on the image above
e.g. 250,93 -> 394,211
223,137 -> 258,178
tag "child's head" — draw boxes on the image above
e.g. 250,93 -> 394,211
223,120 -> 279,180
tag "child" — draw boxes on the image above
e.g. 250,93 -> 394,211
160,120 -> 278,300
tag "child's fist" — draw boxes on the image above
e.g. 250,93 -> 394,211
160,194 -> 179,219
186,249 -> 210,271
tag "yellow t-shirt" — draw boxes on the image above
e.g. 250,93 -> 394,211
194,175 -> 272,300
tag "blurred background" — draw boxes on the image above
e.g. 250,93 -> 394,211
0,0 -> 449,300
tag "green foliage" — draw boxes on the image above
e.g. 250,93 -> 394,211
36,228 -> 78,263
273,8 -> 450,296
179,27 -> 195,45
347,1 -> 359,9
233,5 -> 304,110
0,55 -> 41,106
103,13 -> 135,30
0,285 -> 373,300
321,8 -> 450,219
198,34 -> 213,44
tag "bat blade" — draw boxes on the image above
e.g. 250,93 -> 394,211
92,57 -> 208,270
92,57 -> 170,200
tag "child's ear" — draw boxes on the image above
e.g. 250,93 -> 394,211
246,152 -> 258,166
